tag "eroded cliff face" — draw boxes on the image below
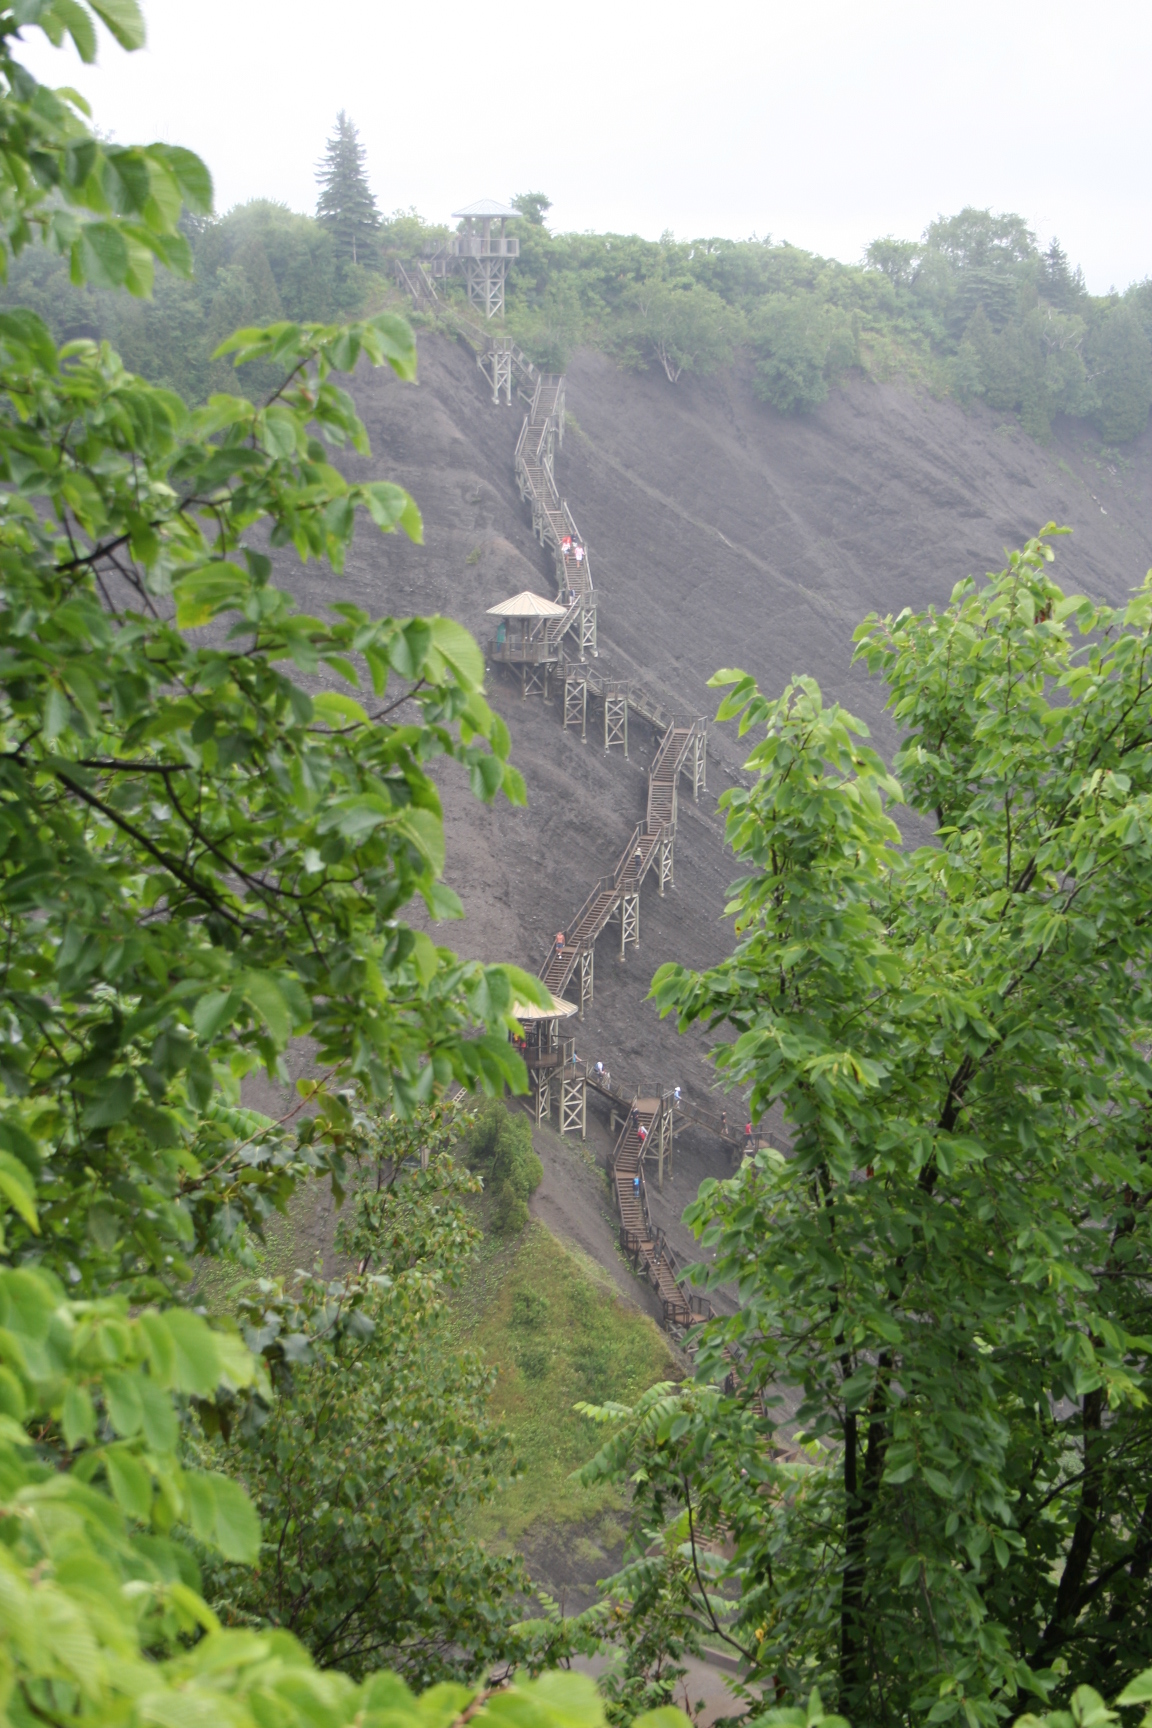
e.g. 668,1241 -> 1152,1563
273,330 -> 1152,1188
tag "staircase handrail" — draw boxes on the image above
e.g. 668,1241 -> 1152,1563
394,260 -> 423,302
559,503 -> 593,587
672,1095 -> 740,1143
611,823 -> 644,888
649,723 -> 681,784
546,593 -> 585,649
537,872 -> 618,985
609,1097 -> 637,1181
651,1228 -> 714,1323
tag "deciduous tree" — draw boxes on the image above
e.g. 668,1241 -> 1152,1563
586,531 -> 1152,1720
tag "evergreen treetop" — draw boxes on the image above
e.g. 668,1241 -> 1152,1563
316,110 -> 380,264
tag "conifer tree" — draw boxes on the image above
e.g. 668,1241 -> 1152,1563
315,110 -> 380,264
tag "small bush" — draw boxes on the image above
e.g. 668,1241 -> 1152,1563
512,1289 -> 550,1328
465,1102 -> 542,1234
493,1179 -> 529,1236
514,1342 -> 553,1381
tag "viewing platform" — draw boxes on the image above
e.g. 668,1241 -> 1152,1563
417,199 -> 522,318
443,234 -> 519,259
512,992 -> 586,1137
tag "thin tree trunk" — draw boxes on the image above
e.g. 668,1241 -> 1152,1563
841,1407 -> 864,1687
1035,1388 -> 1104,1655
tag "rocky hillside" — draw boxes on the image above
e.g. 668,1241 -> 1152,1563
276,333 -> 1152,1199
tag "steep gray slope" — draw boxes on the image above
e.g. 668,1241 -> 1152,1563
274,332 -> 1152,1228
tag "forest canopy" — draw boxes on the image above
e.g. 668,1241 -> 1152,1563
4,180 -> 1150,445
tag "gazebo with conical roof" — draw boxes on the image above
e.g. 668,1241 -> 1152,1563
486,590 -> 569,698
511,991 -> 585,1132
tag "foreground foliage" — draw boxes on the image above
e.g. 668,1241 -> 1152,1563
0,13 -> 543,1303
203,1105 -> 549,1684
584,531 -> 1152,1719
0,4 -> 559,1716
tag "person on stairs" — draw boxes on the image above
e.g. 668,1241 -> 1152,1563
554,931 -> 565,960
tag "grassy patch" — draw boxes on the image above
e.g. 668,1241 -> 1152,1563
449,1219 -> 681,1544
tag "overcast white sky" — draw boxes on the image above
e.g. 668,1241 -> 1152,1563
19,0 -> 1152,293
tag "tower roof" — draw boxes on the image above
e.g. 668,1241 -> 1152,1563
451,199 -> 520,220
511,994 -> 579,1021
486,590 -> 567,618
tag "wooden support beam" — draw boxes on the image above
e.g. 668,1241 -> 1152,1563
580,946 -> 594,1016
563,670 -> 587,740
659,831 -> 674,895
561,1074 -> 586,1139
621,891 -> 638,956
604,688 -> 628,754
692,724 -> 707,801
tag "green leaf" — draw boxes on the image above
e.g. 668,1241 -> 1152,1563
185,1468 -> 260,1561
410,932 -> 439,988
52,0 -> 98,61
62,1381 -> 95,1448
103,1369 -> 143,1438
394,808 -> 446,877
154,145 -> 213,214
0,1364 -> 26,1421
632,1712 -> 692,1728
104,1445 -> 152,1521
429,616 -> 484,692
1118,1672 -> 1152,1706
137,1374 -> 177,1452
0,309 -> 59,373
43,685 -> 71,740
0,1151 -> 37,1230
89,0 -> 145,48
206,1471 -> 261,1562
77,220 -> 130,289
367,311 -> 419,380
159,1310 -> 221,1396
363,481 -> 417,533
80,1072 -> 135,1130
0,1126 -> 41,1181
192,990 -> 240,1042
312,691 -> 369,729
172,564 -> 248,628
240,971 -> 291,1046
260,404 -> 299,460
139,1311 -> 177,1386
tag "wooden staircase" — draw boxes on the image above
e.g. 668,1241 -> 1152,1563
536,714 -> 705,1016
390,280 -> 728,1344
611,1099 -> 713,1336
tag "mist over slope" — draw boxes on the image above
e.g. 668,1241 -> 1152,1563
284,333 -> 1152,1126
